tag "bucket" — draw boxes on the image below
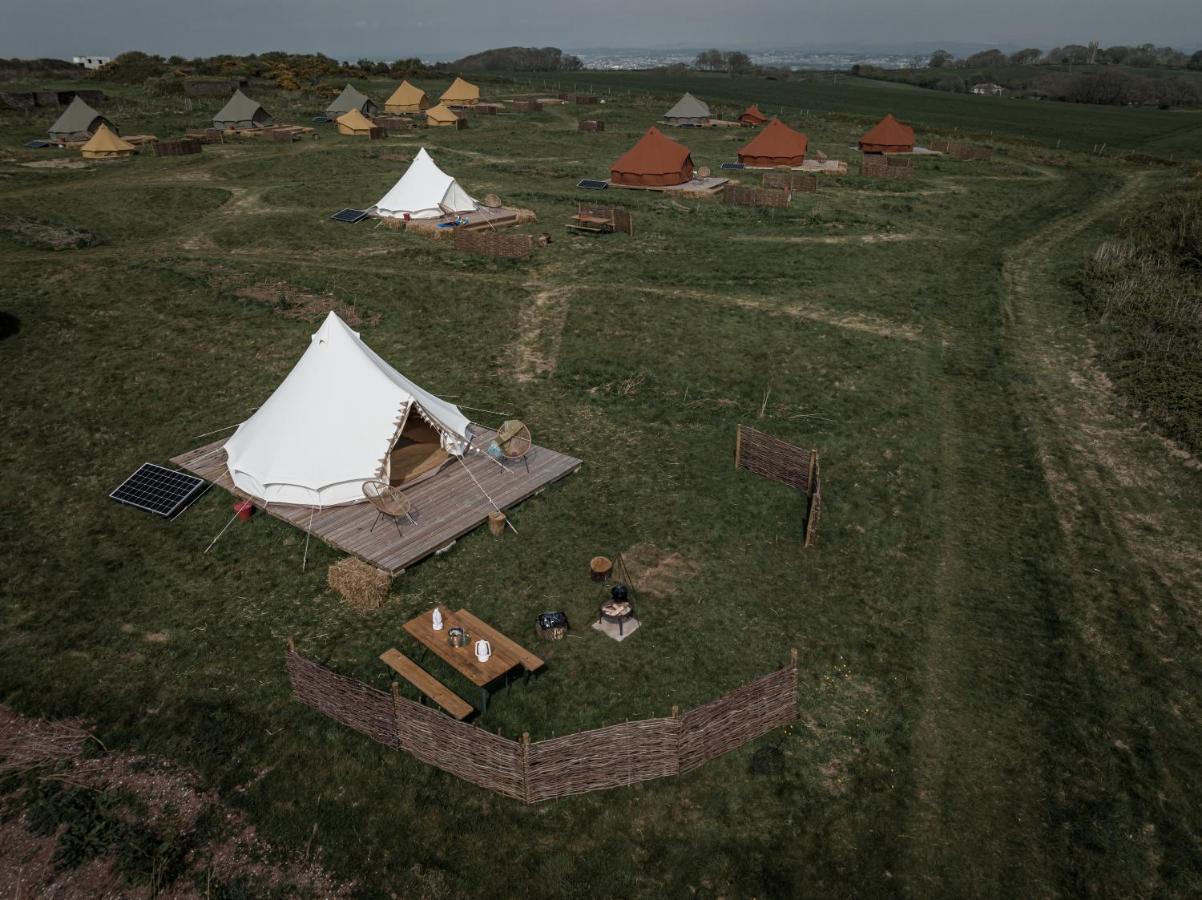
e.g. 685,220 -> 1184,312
233,500 -> 254,522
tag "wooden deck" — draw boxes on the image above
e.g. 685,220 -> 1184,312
170,433 -> 581,575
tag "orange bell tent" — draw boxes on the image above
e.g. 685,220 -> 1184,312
738,104 -> 768,126
609,126 -> 694,187
737,117 -> 808,167
859,114 -> 914,153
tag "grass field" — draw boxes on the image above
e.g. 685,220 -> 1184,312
3,76 -> 1202,897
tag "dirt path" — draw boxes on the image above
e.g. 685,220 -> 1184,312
509,267 -> 575,382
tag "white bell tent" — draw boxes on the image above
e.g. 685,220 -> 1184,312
370,147 -> 479,219
223,312 -> 472,507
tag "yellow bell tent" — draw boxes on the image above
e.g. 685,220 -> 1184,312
80,124 -> 135,159
336,108 -> 376,136
439,77 -> 479,106
425,103 -> 460,128
385,80 -> 429,113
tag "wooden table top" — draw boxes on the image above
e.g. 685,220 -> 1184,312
403,605 -> 540,687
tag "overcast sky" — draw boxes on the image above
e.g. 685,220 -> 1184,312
4,0 -> 1199,61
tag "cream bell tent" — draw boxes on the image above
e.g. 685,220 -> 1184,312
440,76 -> 479,106
80,124 -> 135,159
223,312 -> 472,507
370,147 -> 478,220
336,108 -> 375,136
385,80 -> 429,113
425,102 -> 460,127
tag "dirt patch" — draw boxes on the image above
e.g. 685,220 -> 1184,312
618,543 -> 702,598
510,268 -> 572,382
143,631 -> 170,644
732,232 -> 917,245
0,704 -> 351,899
206,265 -> 381,326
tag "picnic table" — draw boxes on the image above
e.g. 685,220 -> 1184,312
402,605 -> 543,711
566,212 -> 614,235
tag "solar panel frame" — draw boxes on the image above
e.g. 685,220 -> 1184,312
110,463 -> 207,519
720,162 -> 746,170
577,179 -> 609,190
329,208 -> 369,223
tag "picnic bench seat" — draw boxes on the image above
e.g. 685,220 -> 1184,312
380,648 -> 474,720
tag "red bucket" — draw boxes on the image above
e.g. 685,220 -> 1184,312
233,499 -> 255,522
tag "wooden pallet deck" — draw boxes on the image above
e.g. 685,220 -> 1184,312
171,434 -> 581,575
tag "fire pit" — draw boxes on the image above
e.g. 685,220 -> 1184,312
598,585 -> 635,637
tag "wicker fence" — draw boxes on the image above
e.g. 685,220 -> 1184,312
860,155 -> 913,180
453,230 -> 535,260
735,424 -> 823,548
286,647 -> 798,803
375,116 -> 414,131
573,95 -> 599,105
512,100 -> 542,111
578,119 -> 604,132
929,140 -> 993,161
723,185 -> 791,208
152,138 -> 202,157
185,128 -> 224,144
577,203 -> 634,236
762,171 -> 818,193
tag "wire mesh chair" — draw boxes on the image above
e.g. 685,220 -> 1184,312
494,420 -> 532,474
362,480 -> 416,537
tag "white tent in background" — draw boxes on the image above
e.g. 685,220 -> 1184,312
370,147 -> 478,219
223,312 -> 472,507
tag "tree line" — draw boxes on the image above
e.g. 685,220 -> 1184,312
927,43 -> 1202,71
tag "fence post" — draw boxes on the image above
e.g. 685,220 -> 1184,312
734,425 -> 743,469
521,732 -> 531,805
789,649 -> 799,718
807,450 -> 817,495
390,682 -> 404,749
671,705 -> 681,774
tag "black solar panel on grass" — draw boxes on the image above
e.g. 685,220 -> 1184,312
577,179 -> 609,190
110,463 -> 206,519
312,116 -> 331,124
720,162 -> 745,170
329,208 -> 369,223
24,140 -> 53,149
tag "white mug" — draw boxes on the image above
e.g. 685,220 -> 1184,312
432,608 -> 444,631
474,639 -> 492,662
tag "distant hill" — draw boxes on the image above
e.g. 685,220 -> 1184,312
449,46 -> 582,72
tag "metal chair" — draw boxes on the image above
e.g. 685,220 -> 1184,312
362,480 -> 416,537
495,420 -> 532,475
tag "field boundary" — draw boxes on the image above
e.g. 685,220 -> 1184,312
286,647 -> 797,804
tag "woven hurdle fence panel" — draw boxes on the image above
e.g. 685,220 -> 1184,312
185,128 -> 224,144
723,185 -> 791,208
453,230 -> 534,260
860,156 -> 914,179
286,648 -> 798,803
375,116 -> 413,131
286,650 -> 399,748
928,139 -> 951,153
578,119 -> 604,132
393,689 -> 526,800
573,95 -> 599,105
525,718 -> 681,802
577,203 -> 634,236
679,661 -> 798,773
152,139 -> 202,157
735,424 -> 815,493
513,100 -> 542,111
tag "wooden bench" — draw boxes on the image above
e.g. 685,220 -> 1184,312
379,648 -> 474,720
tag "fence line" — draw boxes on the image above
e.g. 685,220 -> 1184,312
286,647 -> 797,803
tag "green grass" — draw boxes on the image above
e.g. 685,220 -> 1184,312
3,77 -> 1202,897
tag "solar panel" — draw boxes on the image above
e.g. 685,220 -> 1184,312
720,162 -> 745,170
577,179 -> 609,190
311,116 -> 331,124
24,140 -> 53,149
329,208 -> 369,223
110,463 -> 206,519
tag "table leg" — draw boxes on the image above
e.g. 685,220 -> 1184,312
480,686 -> 489,713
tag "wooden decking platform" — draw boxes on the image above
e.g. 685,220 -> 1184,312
170,433 -> 581,575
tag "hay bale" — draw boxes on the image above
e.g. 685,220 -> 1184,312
328,557 -> 391,611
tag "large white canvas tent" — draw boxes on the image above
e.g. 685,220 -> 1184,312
369,147 -> 478,220
223,312 -> 472,507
